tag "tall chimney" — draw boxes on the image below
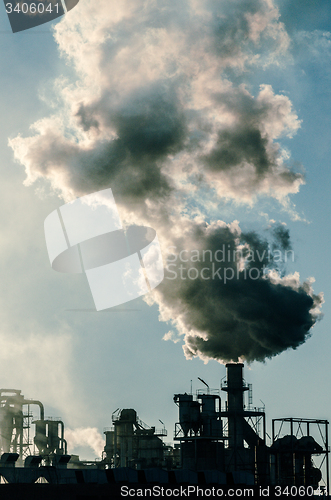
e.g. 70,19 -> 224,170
222,363 -> 248,449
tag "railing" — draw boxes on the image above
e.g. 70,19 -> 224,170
220,405 -> 265,413
154,428 -> 167,437
104,425 -> 167,436
196,389 -> 220,396
103,427 -> 114,433
174,423 -> 223,439
221,380 -> 249,390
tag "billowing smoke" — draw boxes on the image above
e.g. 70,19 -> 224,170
154,222 -> 323,363
9,0 -> 301,207
65,427 -> 104,457
8,0 -> 323,363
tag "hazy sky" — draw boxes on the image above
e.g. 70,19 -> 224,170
0,0 -> 331,460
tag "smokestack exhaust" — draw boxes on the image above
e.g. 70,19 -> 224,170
222,363 -> 249,449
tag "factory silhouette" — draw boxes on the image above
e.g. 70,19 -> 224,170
0,364 -> 328,498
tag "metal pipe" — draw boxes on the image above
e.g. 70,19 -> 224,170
326,421 -> 329,497
59,421 -> 64,442
58,421 -> 65,453
224,363 -> 247,449
62,438 -> 67,455
27,400 -> 44,421
263,413 -> 266,443
114,425 -> 117,467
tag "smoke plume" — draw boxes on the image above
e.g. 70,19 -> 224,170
65,427 -> 104,457
9,0 -> 323,363
155,221 -> 323,363
9,0 -> 301,206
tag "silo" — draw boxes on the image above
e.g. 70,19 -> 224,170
174,394 -> 201,437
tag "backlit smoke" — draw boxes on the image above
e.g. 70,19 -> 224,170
9,0 -> 301,207
8,0 -> 323,362
155,222 -> 323,363
65,427 -> 104,457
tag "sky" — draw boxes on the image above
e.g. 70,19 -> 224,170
0,0 -> 330,461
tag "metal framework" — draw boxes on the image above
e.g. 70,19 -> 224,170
21,407 -> 34,459
220,407 -> 266,446
272,418 -> 329,496
0,390 -> 44,462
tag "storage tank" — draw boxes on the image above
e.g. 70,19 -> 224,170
174,394 -> 201,436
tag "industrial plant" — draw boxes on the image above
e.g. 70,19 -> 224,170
0,364 -> 328,497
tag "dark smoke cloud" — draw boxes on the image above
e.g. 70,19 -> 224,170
76,85 -> 187,202
271,224 -> 291,251
203,127 -> 271,175
15,84 -> 187,205
157,222 -> 323,363
200,86 -> 304,194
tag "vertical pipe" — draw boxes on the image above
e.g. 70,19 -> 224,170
59,421 -> 65,453
225,363 -> 245,449
254,446 -> 257,485
263,413 -> 266,443
19,404 -> 24,460
326,422 -> 329,498
120,423 -> 125,467
114,425 -> 117,468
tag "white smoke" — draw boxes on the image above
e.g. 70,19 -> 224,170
65,427 -> 104,458
9,0 -> 300,208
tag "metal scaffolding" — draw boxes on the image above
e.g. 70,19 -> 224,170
272,418 -> 329,495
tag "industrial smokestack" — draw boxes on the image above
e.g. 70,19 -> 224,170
224,363 -> 248,411
222,363 -> 248,449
